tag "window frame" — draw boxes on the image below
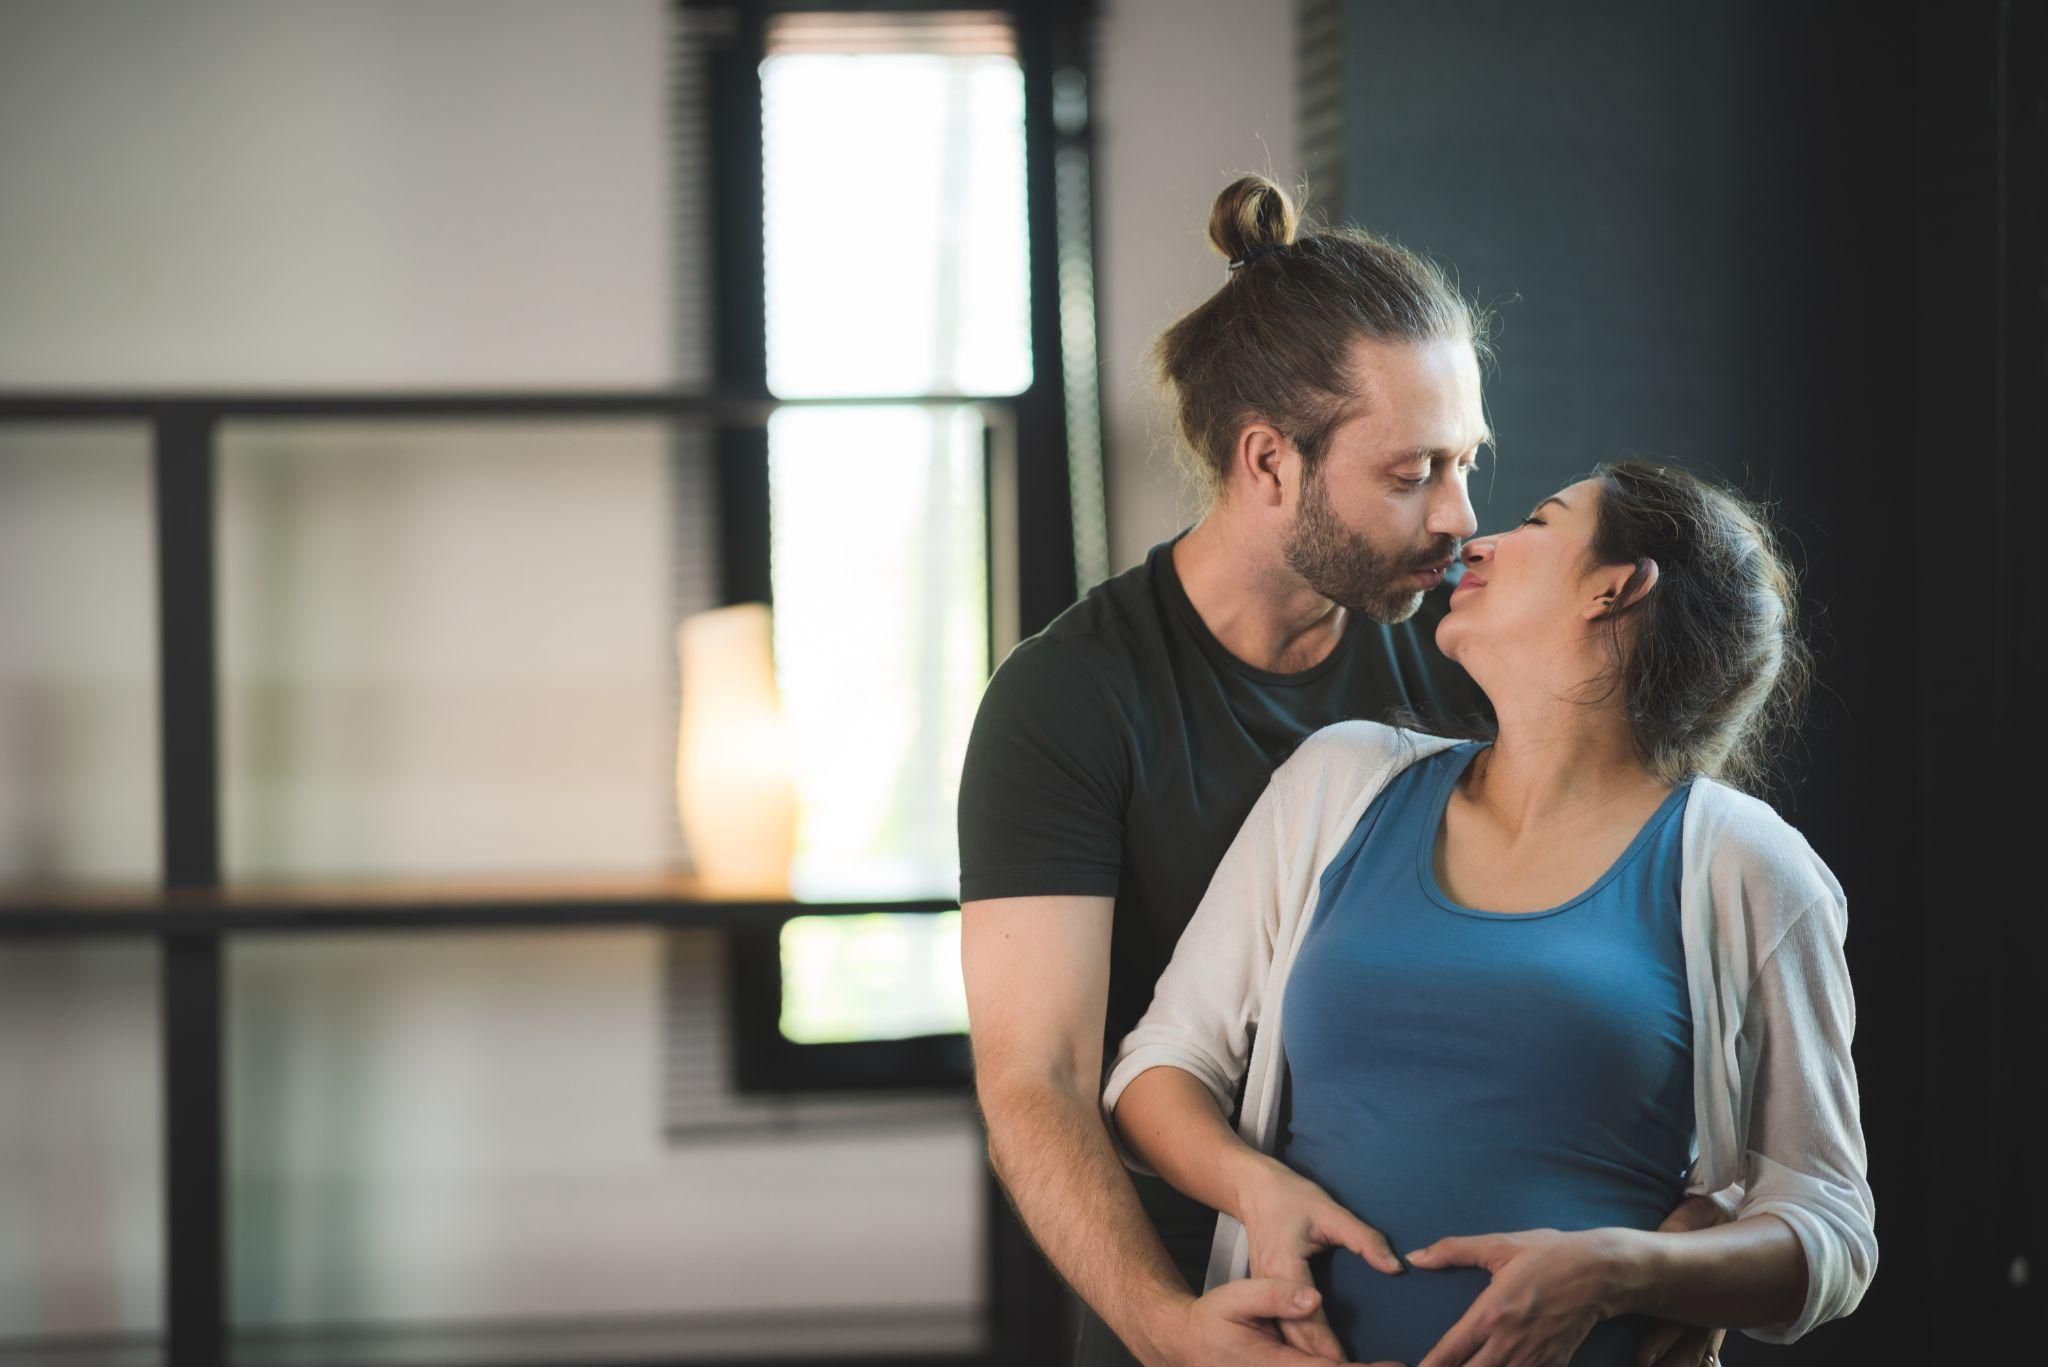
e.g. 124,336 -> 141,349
709,0 -> 1102,1098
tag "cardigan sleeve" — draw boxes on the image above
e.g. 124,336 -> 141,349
1099,765 -> 1292,1175
1730,892 -> 1879,1343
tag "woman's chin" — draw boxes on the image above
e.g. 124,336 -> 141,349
1433,614 -> 1466,660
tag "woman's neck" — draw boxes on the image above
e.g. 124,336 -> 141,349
1464,704 -> 1668,840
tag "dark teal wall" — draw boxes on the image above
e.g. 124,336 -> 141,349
1326,2 -> 2046,1362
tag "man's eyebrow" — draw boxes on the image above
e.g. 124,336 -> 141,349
1388,433 -> 1495,463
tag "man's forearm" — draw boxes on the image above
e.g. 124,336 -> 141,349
981,1073 -> 1195,1365
1604,1213 -> 1809,1330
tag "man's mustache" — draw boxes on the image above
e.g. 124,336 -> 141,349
1412,537 -> 1462,571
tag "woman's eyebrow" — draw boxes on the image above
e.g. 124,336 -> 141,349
1531,493 -> 1571,514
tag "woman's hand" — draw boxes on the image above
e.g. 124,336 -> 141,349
1403,1227 -> 1627,1367
1234,1154 -> 1407,1363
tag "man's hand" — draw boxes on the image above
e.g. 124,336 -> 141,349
1635,1193 -> 1731,1367
1235,1155 -> 1405,1362
1143,1280 -> 1397,1367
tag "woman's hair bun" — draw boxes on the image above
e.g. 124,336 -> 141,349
1207,174 -> 1299,263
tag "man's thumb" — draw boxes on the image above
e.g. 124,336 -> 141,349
1212,1277 -> 1321,1322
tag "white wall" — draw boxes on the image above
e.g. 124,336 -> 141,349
0,0 -> 673,389
1094,0 -> 1302,574
0,0 -> 984,1346
0,0 -> 1301,1345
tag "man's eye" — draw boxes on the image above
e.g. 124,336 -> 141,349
1397,474 -> 1429,487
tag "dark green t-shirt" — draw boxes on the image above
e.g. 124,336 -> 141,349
957,527 -> 1490,1063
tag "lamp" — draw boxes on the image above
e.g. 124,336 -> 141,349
675,603 -> 797,897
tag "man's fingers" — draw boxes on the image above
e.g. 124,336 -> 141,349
1239,1342 -> 1358,1367
1636,1321 -> 1682,1367
1643,1323 -> 1725,1367
1212,1276 -> 1325,1324
1654,1193 -> 1730,1235
1278,1306 -> 1347,1363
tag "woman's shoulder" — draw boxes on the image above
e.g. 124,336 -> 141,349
1683,776 -> 1848,943
1264,720 -> 1465,834
1280,719 -> 1463,785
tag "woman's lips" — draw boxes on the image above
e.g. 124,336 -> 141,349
1450,571 -> 1486,597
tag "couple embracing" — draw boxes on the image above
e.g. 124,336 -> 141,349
957,175 -> 1875,1367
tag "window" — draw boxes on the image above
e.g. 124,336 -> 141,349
737,10 -> 1061,1058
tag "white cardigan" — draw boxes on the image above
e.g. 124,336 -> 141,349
1101,721 -> 1876,1345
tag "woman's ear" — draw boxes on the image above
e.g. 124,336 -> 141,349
1586,557 -> 1660,619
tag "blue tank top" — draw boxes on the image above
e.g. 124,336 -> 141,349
1276,741 -> 1696,1366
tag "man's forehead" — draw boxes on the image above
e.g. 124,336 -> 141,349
1338,347 -> 1490,456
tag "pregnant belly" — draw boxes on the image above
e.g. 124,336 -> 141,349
1318,1250 -> 1657,1367
1303,1168 -> 1683,1367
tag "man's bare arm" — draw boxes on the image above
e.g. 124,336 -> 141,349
962,894 -> 1338,1367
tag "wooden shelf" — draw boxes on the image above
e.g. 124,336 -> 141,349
0,873 -> 957,936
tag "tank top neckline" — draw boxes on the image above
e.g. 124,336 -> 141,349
1418,741 -> 1693,922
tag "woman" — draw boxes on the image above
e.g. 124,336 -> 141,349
1100,460 -> 1876,1367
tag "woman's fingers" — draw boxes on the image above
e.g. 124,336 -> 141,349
1317,1205 -> 1405,1275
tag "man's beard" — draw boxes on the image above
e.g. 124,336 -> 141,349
1283,464 -> 1458,625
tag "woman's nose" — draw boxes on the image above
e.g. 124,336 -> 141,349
1462,536 -> 1496,565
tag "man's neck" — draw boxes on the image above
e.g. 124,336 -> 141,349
1172,515 -> 1348,674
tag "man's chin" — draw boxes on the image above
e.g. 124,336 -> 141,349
1351,589 -> 1425,626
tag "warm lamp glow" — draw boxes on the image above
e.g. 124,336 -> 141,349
675,604 -> 797,897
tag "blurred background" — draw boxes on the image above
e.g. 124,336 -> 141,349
0,1 -> 2039,1365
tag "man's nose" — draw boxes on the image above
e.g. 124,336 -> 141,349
1430,483 -> 1480,541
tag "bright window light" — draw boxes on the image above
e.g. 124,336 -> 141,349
762,50 -> 1031,397
766,404 -> 986,902
780,910 -> 968,1043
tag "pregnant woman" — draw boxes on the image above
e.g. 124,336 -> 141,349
1102,460 -> 1876,1367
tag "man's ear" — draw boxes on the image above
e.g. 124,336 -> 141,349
1235,421 -> 1292,509
1585,557 -> 1660,619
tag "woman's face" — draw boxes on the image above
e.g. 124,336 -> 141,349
1435,477 -> 1626,675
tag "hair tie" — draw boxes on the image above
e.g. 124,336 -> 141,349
1227,241 -> 1290,272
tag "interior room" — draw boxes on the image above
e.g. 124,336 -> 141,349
1,2 -> 2039,1365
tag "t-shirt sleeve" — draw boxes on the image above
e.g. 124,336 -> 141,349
956,635 -> 1129,904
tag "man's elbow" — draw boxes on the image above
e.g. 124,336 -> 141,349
975,1057 -> 1096,1128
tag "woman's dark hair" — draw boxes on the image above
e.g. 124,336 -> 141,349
1149,174 -> 1492,503
1578,459 -> 1814,795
